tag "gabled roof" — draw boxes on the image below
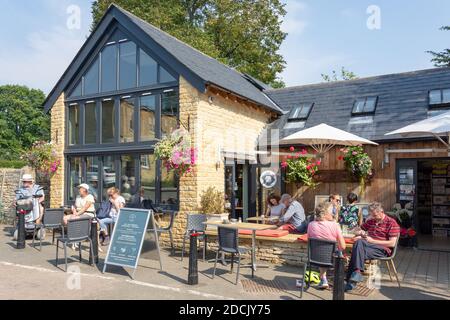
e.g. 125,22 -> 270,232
43,4 -> 282,114
263,67 -> 450,143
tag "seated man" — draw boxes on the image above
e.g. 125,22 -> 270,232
345,202 -> 400,292
16,174 -> 45,224
277,194 -> 306,234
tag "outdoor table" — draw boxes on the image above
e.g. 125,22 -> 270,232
203,221 -> 277,278
246,216 -> 279,224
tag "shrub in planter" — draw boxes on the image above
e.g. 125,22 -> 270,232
282,147 -> 321,188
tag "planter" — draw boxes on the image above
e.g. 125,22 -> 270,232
205,213 -> 230,230
399,236 -> 417,248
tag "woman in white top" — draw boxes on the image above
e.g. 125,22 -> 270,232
64,183 -> 96,225
99,187 -> 125,246
265,194 -> 285,218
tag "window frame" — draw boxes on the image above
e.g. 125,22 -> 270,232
287,103 -> 314,122
351,96 -> 379,116
428,89 -> 450,109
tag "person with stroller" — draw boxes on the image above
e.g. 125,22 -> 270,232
16,174 -> 45,224
98,187 -> 125,246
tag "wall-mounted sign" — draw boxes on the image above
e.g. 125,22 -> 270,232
260,170 -> 277,189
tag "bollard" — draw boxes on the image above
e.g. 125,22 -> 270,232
16,211 -> 26,249
333,252 -> 345,300
188,231 -> 200,285
89,219 -> 99,264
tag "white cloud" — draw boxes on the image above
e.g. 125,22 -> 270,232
281,1 -> 308,35
0,26 -> 87,94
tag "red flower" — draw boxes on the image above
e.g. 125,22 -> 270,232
301,149 -> 307,155
316,160 -> 322,166
338,156 -> 344,161
281,162 -> 288,169
407,228 -> 416,237
289,146 -> 295,152
306,165 -> 312,170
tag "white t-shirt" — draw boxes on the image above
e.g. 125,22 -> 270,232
110,196 -> 126,218
75,194 -> 96,217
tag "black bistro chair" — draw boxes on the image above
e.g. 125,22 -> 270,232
181,214 -> 208,261
213,227 -> 251,285
32,208 -> 65,251
300,238 -> 337,298
55,217 -> 94,272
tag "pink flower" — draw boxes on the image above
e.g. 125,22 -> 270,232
352,151 -> 358,155
289,146 -> 295,152
301,149 -> 307,155
281,162 -> 288,169
316,160 -> 321,166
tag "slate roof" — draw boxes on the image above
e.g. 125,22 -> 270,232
263,67 -> 450,143
43,4 -> 282,114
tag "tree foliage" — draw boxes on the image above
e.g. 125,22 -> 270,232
0,85 -> 49,160
321,67 -> 358,82
91,0 -> 287,88
428,26 -> 450,67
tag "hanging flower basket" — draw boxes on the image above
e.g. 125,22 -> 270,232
21,141 -> 61,181
338,146 -> 373,194
154,128 -> 197,176
282,147 -> 321,188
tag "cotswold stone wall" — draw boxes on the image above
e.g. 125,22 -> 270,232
49,93 -> 66,209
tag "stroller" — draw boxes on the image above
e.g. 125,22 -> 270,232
12,186 -> 46,241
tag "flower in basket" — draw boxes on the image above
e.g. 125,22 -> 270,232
155,128 -> 198,176
338,145 -> 373,193
21,141 -> 61,180
283,147 -> 321,188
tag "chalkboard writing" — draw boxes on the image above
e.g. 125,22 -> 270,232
103,208 -> 151,273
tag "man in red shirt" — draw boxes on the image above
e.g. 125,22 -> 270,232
345,202 -> 400,292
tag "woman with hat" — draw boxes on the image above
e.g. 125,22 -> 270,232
16,174 -> 45,224
63,183 -> 96,225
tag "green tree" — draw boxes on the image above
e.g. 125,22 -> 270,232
428,26 -> 450,67
0,85 -> 49,160
91,0 -> 287,88
321,67 -> 358,82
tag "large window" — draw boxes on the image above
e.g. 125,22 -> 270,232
66,154 -> 178,208
101,45 -> 117,93
84,58 -> 99,95
120,97 -> 135,143
139,49 -> 157,86
84,101 -> 97,144
161,91 -> 178,138
140,95 -> 156,141
119,42 -> 137,90
102,99 -> 115,143
68,103 -> 80,145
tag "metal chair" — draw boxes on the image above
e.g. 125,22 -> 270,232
55,217 -> 94,272
151,210 -> 177,255
368,237 -> 401,288
181,214 -> 208,261
213,227 -> 251,285
300,238 -> 337,298
32,208 -> 65,251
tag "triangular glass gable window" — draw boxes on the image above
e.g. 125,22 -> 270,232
160,65 -> 176,83
84,58 -> 99,95
70,80 -> 82,98
101,44 -> 117,93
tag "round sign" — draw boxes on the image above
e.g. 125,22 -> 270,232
260,170 -> 277,189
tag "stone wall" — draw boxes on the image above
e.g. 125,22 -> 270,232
49,93 -> 66,209
0,168 -> 32,224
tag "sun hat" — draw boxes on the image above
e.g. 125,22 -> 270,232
78,183 -> 90,191
21,174 -> 34,182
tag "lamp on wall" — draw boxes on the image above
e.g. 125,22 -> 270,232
215,145 -> 222,169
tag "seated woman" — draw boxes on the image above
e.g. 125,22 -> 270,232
98,187 -> 125,246
338,193 -> 361,231
64,183 -> 96,225
307,201 -> 346,289
264,194 -> 285,218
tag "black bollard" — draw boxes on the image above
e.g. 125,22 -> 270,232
16,211 -> 26,249
89,219 -> 99,264
333,252 -> 345,300
188,231 -> 199,285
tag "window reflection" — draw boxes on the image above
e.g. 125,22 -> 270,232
84,102 -> 97,144
161,166 -> 177,206
120,98 -> 135,143
68,104 -> 80,145
102,156 -> 116,200
121,155 -> 137,204
140,95 -> 156,141
161,91 -> 179,138
101,45 -> 117,92
102,100 -> 115,143
84,58 -> 99,95
140,154 -> 156,204
86,156 -> 100,201
68,157 -> 82,202
119,42 -> 137,90
139,49 -> 157,86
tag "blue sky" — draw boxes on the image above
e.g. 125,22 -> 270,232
0,0 -> 449,93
